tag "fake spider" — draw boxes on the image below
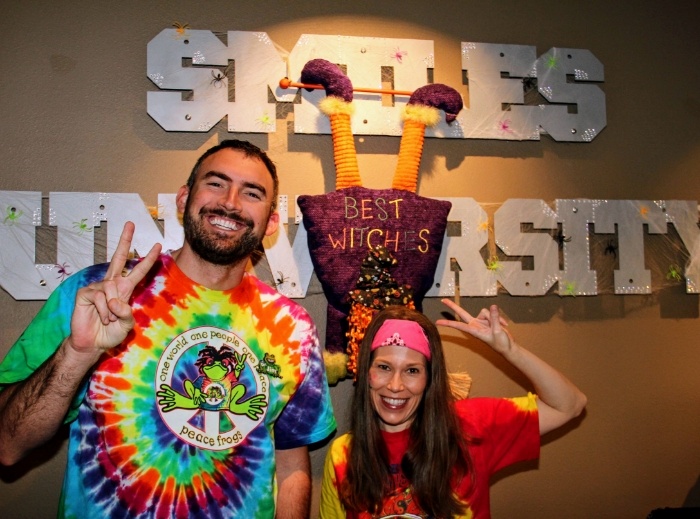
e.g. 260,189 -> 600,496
545,54 -> 559,69
522,76 -> 538,92
604,239 -> 617,259
73,218 -> 92,235
666,264 -> 683,282
486,256 -> 502,272
147,204 -> 164,221
478,220 -> 492,233
274,271 -> 289,288
172,22 -> 190,37
391,47 -> 408,64
211,70 -> 227,88
256,112 -> 274,129
3,206 -> 23,225
552,230 -> 571,249
562,281 -> 577,297
55,262 -> 72,282
497,119 -> 513,133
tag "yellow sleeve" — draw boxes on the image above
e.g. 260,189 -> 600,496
319,436 -> 349,519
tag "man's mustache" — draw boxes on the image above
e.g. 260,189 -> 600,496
199,207 -> 253,228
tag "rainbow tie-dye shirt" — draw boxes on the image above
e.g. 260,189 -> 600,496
0,253 -> 336,519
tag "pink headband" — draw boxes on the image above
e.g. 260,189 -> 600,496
370,319 -> 431,360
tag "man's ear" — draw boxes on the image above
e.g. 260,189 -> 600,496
176,185 -> 189,215
264,211 -> 280,237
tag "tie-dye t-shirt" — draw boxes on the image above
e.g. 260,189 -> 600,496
320,395 -> 539,519
0,253 -> 336,519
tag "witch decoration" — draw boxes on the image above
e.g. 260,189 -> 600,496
294,59 -> 463,383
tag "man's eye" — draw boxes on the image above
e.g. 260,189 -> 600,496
246,191 -> 262,200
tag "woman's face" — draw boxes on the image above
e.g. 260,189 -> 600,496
369,345 -> 428,432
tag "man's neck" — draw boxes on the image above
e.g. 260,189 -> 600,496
170,246 -> 248,291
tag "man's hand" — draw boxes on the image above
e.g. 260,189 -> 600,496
67,222 -> 161,357
0,222 -> 161,465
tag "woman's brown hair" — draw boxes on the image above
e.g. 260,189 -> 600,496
341,305 -> 473,517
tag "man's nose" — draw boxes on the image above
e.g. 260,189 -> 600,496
220,189 -> 242,211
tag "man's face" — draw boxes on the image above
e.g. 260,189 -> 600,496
177,148 -> 279,266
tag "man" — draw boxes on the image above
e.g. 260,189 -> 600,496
0,140 -> 336,518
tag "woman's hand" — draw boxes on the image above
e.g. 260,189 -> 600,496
436,299 -> 513,356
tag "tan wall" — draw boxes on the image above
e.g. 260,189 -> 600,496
2,1 -> 699,518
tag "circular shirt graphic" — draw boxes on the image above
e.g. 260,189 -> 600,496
155,326 -> 270,451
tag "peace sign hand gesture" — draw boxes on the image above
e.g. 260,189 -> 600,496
436,299 -> 514,356
67,222 -> 162,358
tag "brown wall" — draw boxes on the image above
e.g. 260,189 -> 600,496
1,1 -> 699,517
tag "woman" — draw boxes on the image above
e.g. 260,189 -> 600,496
320,300 -> 587,518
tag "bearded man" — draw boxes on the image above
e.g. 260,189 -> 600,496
0,140 -> 336,519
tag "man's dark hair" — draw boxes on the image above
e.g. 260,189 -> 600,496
186,139 -> 279,211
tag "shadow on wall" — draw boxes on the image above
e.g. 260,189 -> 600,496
645,476 -> 700,517
683,474 -> 700,507
0,425 -> 69,483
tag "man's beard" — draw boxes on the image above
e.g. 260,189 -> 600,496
183,205 -> 264,266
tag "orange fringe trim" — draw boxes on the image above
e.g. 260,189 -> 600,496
346,303 -> 376,375
346,300 -> 416,376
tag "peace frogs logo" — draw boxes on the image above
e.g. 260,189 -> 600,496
156,326 -> 273,451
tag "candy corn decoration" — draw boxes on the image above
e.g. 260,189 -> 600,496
346,246 -> 415,376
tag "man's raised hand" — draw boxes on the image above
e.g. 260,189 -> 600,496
67,222 -> 162,357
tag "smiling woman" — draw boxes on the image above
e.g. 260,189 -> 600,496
320,303 -> 586,519
368,320 -> 430,433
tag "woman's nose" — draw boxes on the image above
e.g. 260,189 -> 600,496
387,371 -> 404,392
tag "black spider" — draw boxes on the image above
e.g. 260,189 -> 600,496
522,76 -> 538,92
604,239 -> 618,259
210,70 -> 226,88
274,271 -> 289,288
552,229 -> 571,249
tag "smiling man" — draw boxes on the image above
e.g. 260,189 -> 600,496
177,143 -> 280,276
0,140 -> 336,519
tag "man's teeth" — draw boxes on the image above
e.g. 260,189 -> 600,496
211,217 -> 241,230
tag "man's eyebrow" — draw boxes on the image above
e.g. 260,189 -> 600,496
202,171 -> 268,197
242,181 -> 268,197
201,170 -> 230,183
